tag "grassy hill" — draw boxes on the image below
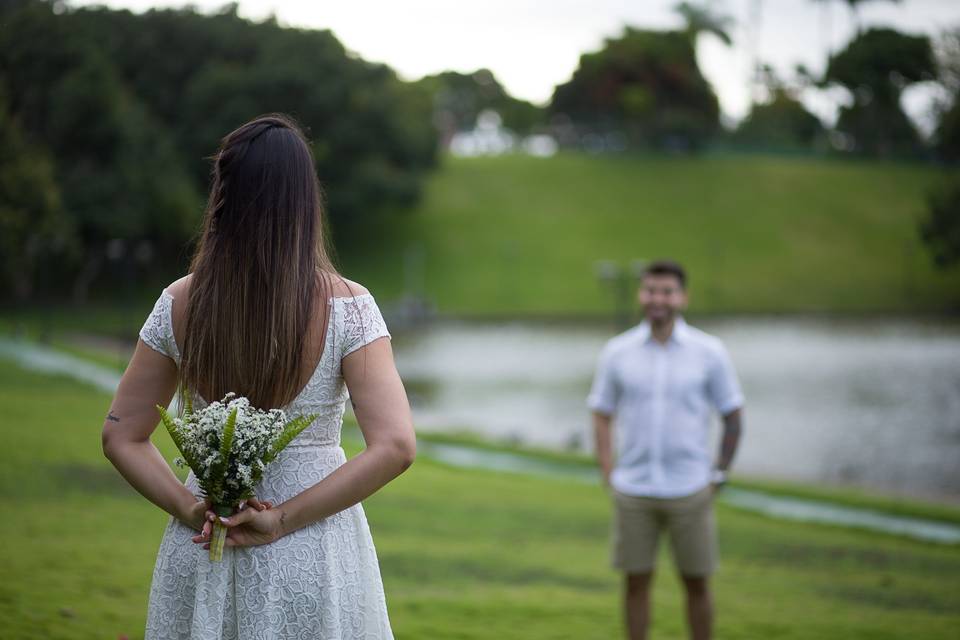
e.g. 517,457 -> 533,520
343,153 -> 960,316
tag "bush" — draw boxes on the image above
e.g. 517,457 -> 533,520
921,176 -> 960,268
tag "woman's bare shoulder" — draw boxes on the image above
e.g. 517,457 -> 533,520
328,275 -> 370,299
165,274 -> 193,300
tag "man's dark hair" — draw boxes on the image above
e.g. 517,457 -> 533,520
642,259 -> 687,289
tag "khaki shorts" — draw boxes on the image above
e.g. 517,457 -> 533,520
611,486 -> 717,576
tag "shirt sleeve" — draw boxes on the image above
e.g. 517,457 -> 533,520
587,343 -> 620,416
138,289 -> 180,362
339,295 -> 391,358
706,342 -> 744,415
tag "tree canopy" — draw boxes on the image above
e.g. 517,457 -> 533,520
549,28 -> 721,151
825,27 -> 935,156
0,1 -> 438,302
734,65 -> 825,150
412,69 -> 544,143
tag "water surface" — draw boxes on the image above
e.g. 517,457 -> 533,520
393,317 -> 960,504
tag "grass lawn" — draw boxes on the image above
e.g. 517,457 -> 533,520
342,153 -> 960,315
2,360 -> 959,639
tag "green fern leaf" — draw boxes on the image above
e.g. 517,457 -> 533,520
208,407 -> 238,504
157,404 -> 201,475
263,414 -> 317,463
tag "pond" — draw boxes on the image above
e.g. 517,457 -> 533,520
392,316 -> 960,504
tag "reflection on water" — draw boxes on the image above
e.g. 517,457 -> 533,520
393,317 -> 960,504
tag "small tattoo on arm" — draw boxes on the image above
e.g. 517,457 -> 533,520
106,411 -> 120,423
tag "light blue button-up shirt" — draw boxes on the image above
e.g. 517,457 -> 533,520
588,317 -> 744,498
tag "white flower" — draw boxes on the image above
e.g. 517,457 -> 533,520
166,393 -> 313,509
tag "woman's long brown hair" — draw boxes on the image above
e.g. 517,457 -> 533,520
179,114 -> 337,410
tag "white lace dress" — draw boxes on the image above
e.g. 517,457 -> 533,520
138,289 -> 394,639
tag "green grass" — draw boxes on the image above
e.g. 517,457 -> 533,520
342,153 -> 960,315
729,476 -> 960,527
406,429 -> 960,526
2,361 -> 959,639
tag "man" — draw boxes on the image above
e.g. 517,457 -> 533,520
588,259 -> 744,640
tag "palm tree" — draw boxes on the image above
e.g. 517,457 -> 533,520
674,1 -> 735,48
674,2 -> 744,104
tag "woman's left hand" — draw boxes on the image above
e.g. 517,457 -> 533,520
181,497 -> 215,534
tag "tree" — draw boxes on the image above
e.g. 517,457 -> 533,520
0,2 -> 202,301
933,27 -> 960,163
412,69 -> 544,146
674,1 -> 734,47
66,4 -> 438,233
550,28 -> 721,151
734,66 -> 825,149
0,101 -> 75,300
938,103 -> 960,163
825,28 -> 936,156
0,2 -> 439,301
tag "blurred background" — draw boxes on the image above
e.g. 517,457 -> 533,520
2,1 -> 959,638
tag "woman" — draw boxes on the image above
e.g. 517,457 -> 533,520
102,114 -> 416,639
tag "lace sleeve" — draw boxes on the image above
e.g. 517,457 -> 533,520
138,289 -> 180,363
338,294 -> 391,358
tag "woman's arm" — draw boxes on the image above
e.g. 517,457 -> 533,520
101,340 -> 209,529
213,336 -> 415,546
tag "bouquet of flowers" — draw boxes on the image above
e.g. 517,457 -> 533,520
157,392 -> 317,561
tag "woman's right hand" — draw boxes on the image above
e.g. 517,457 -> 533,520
189,497 -> 272,545
195,503 -> 285,549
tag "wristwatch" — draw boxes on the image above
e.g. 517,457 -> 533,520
710,469 -> 728,485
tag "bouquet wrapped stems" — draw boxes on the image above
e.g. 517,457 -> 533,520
209,505 -> 234,562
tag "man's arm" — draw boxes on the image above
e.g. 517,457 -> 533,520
715,407 -> 743,473
593,412 -> 614,488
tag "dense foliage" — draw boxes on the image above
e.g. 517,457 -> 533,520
734,67 -> 825,150
412,69 -> 544,141
734,90 -> 825,150
825,28 -> 936,156
549,28 -> 720,152
921,176 -> 960,268
0,1 -> 437,302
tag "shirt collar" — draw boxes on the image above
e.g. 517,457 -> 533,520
637,316 -> 689,345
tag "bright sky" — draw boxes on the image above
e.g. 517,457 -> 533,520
71,0 -> 960,130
